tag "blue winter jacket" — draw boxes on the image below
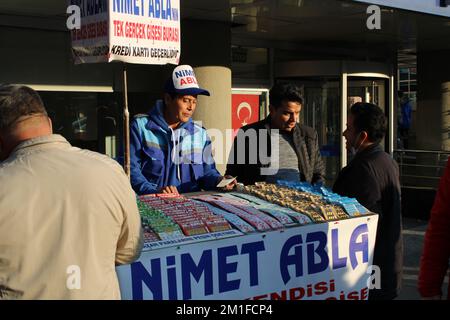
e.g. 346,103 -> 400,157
130,100 -> 222,195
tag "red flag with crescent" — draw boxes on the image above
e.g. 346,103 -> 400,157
231,94 -> 259,138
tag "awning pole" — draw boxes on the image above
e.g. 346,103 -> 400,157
123,63 -> 130,178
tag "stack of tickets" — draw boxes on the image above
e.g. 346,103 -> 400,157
139,194 -> 232,236
191,194 -> 284,232
137,199 -> 184,240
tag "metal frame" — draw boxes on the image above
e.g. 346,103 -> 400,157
343,72 -> 394,167
393,149 -> 450,189
24,84 -> 114,93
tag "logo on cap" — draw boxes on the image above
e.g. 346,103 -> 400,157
173,65 -> 199,90
165,65 -> 210,96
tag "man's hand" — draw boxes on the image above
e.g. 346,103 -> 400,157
159,185 -> 179,194
217,175 -> 237,191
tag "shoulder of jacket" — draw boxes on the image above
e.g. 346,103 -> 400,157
133,113 -> 149,119
192,121 -> 208,132
78,148 -> 126,174
132,114 -> 150,128
297,124 -> 317,138
240,119 -> 266,131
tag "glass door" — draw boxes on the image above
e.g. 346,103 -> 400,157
347,77 -> 389,152
279,78 -> 341,186
274,60 -> 394,185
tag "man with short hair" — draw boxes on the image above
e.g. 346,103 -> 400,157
333,102 -> 403,300
0,84 -> 142,299
226,82 -> 325,185
130,64 -> 236,195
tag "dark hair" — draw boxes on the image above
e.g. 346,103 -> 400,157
0,84 -> 47,130
350,102 -> 387,144
269,83 -> 303,108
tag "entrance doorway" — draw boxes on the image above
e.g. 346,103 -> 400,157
275,61 -> 394,185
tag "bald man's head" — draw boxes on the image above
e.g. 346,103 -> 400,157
0,84 -> 52,160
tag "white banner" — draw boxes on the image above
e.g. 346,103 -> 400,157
352,0 -> 450,17
116,214 -> 379,300
70,0 -> 180,65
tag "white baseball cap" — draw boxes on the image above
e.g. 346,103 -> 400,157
164,65 -> 210,96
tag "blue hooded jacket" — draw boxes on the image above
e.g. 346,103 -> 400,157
129,100 -> 222,195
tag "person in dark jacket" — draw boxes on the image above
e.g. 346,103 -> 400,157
226,83 -> 325,185
333,102 -> 403,300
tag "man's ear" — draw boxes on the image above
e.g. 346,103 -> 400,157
47,117 -> 53,132
269,104 -> 276,115
360,130 -> 369,142
163,93 -> 172,106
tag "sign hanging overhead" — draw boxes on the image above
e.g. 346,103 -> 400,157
70,0 -> 181,65
352,0 -> 450,17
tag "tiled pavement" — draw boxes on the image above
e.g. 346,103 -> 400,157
396,218 -> 449,300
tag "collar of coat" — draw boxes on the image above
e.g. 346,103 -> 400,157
350,143 -> 383,164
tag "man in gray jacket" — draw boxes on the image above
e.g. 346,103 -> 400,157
226,83 -> 325,185
0,85 -> 142,299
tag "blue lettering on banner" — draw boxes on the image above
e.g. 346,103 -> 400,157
332,229 -> 347,269
148,0 -> 155,18
181,250 -> 213,300
112,0 -> 175,20
280,235 -> 303,284
218,246 -> 240,293
127,224 -> 370,299
280,224 -> 369,285
131,259 -> 162,300
241,241 -> 265,287
166,256 -> 177,300
152,0 -> 160,18
349,224 -> 369,269
70,0 -> 108,17
306,232 -> 329,274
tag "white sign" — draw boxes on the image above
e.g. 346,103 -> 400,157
116,214 -> 378,300
70,0 -> 180,65
353,0 -> 450,17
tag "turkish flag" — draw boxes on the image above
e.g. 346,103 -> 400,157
231,94 -> 260,138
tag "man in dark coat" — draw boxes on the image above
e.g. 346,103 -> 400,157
226,83 -> 325,185
333,102 -> 403,300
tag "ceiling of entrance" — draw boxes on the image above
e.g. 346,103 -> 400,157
0,0 -> 449,66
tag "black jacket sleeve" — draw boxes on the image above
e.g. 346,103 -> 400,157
225,134 -> 240,178
311,130 -> 326,184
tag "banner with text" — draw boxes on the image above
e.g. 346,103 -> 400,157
116,214 -> 378,300
70,0 -> 180,64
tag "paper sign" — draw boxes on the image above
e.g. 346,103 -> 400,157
216,177 -> 237,188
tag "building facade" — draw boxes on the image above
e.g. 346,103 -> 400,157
1,0 -> 449,184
